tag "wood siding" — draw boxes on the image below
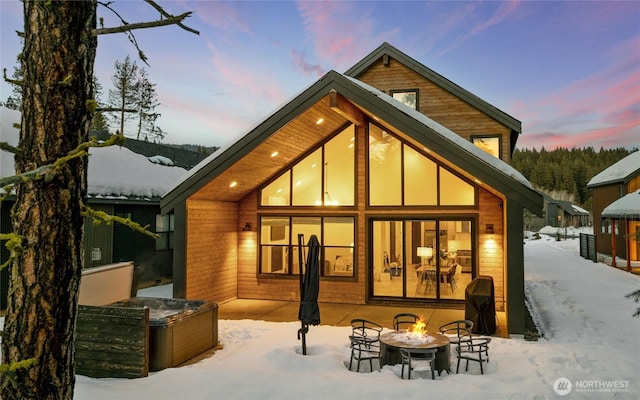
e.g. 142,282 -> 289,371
185,198 -> 238,302
229,123 -> 506,309
478,188 -> 505,311
356,58 -> 513,163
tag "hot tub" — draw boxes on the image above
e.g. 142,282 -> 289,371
109,297 -> 218,371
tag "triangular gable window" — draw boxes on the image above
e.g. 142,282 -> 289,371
261,125 -> 355,206
368,122 -> 475,206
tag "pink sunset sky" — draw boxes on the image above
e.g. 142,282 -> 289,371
1,1 -> 638,150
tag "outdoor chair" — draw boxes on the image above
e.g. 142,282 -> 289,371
393,313 -> 419,331
399,347 -> 437,380
439,320 -> 473,347
349,319 -> 383,372
455,336 -> 491,375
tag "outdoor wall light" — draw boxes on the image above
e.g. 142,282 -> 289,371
485,224 -> 494,234
242,223 -> 251,232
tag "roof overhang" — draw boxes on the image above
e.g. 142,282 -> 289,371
161,71 -> 542,216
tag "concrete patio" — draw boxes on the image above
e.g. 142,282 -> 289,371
217,299 -> 508,338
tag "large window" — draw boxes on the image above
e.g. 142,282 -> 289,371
369,123 -> 475,206
259,216 -> 355,277
261,125 -> 355,206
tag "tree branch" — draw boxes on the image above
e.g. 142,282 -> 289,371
1,141 -> 22,156
82,204 -> 159,239
0,134 -> 125,187
3,68 -> 23,87
144,0 -> 200,35
92,12 -> 194,36
97,107 -> 137,113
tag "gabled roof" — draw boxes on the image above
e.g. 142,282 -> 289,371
587,150 -> 640,188
602,189 -> 640,219
344,42 -> 522,135
551,200 -> 589,216
161,71 -> 542,215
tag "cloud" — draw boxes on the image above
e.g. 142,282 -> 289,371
434,0 -> 521,57
290,49 -> 324,77
191,1 -> 253,38
515,39 -> 640,150
295,1 -> 396,72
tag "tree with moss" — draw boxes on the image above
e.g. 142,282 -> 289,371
0,2 -> 196,398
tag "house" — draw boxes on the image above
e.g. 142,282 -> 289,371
547,200 -> 590,229
0,106 -> 197,309
160,43 -> 543,335
587,150 -> 640,268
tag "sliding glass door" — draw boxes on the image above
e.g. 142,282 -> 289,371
371,219 -> 473,301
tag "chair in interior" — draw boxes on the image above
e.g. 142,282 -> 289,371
445,264 -> 457,293
424,269 -> 437,294
349,319 -> 383,372
399,347 -> 437,380
393,313 -> 419,331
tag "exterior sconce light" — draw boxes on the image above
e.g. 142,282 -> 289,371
242,223 -> 251,232
485,224 -> 494,235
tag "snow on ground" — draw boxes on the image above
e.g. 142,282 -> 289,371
70,235 -> 639,400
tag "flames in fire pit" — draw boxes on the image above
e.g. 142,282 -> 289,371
407,315 -> 427,336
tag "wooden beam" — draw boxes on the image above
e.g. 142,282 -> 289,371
329,89 -> 364,127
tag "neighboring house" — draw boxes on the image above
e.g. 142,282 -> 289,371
587,150 -> 640,267
160,43 -> 543,335
547,200 -> 590,229
0,107 -> 196,309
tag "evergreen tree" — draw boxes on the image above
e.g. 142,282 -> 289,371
0,3 -> 197,398
107,55 -> 139,136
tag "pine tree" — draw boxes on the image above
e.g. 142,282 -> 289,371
107,55 -> 139,136
0,3 -> 197,398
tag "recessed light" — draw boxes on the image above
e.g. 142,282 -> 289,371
271,151 -> 278,157
316,118 -> 324,125
229,181 -> 238,188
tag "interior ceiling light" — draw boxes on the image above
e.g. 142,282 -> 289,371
271,151 -> 278,157
229,181 -> 238,188
316,118 -> 324,125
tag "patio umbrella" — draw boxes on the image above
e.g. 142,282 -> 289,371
297,234 -> 321,355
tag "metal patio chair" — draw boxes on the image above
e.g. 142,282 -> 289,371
348,319 -> 383,372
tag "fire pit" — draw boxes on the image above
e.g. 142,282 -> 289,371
380,316 -> 451,375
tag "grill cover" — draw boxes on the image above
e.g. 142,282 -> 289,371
465,275 -> 496,334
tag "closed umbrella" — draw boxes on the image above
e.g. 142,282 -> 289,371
297,234 -> 321,355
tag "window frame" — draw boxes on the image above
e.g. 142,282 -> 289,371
258,215 -> 356,279
390,89 -> 419,111
470,134 -> 502,159
155,213 -> 174,251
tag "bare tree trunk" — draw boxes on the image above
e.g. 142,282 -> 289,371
0,2 -> 97,399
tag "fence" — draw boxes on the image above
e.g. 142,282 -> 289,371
579,233 -> 597,262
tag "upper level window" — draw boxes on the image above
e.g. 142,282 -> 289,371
471,135 -> 502,159
261,125 -> 355,206
390,89 -> 418,110
369,122 -> 475,206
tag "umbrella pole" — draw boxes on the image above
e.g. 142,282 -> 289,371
297,234 -> 308,355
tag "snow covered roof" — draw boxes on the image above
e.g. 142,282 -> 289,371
602,189 -> 640,219
162,70 -> 542,215
1,107 -> 187,200
587,150 -> 640,187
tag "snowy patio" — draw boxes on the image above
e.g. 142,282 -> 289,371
63,229 -> 640,399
